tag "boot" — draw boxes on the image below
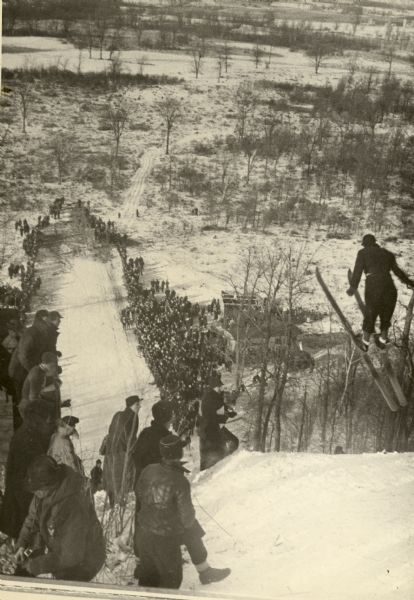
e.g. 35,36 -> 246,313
374,334 -> 388,351
199,566 -> 231,585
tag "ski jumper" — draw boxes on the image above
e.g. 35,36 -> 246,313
349,243 -> 414,336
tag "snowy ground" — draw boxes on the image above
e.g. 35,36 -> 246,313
182,449 -> 414,600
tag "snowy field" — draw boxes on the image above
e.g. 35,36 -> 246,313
183,450 -> 414,599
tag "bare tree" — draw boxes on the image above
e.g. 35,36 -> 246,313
190,44 -> 204,79
107,52 -> 123,89
306,40 -> 333,74
17,81 -> 33,134
253,43 -> 263,69
106,98 -> 129,163
234,81 -> 258,141
222,41 -> 231,73
155,95 -> 183,155
49,133 -> 75,184
217,55 -> 223,82
136,54 -> 148,75
230,243 -> 312,451
383,43 -> 396,78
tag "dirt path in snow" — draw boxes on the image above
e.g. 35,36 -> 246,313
30,207 -> 158,469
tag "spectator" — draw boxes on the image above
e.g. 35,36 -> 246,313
133,400 -> 229,585
0,400 -> 55,539
19,352 -> 60,419
198,372 -> 237,471
90,460 -> 103,495
102,395 -> 141,508
48,416 -> 84,475
14,455 -> 105,582
135,434 -> 230,589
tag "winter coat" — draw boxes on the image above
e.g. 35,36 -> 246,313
8,319 -> 50,381
48,432 -> 84,475
19,366 -> 60,420
132,420 -> 170,483
136,461 -> 196,537
102,407 -> 138,502
0,419 -> 51,538
17,320 -> 51,373
198,386 -> 228,471
18,466 -> 105,581
350,244 -> 414,291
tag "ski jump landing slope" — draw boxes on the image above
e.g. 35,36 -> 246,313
182,450 -> 414,600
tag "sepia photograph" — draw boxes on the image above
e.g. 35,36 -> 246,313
0,0 -> 414,599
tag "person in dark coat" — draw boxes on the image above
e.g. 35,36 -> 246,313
8,309 -> 50,399
90,460 -> 103,495
0,400 -> 55,539
45,310 -> 63,355
103,395 -> 141,508
348,234 -> 414,349
19,352 -> 60,419
135,434 -> 230,589
133,400 -> 229,585
14,456 -> 105,581
198,372 -> 237,471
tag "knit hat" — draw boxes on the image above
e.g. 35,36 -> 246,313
160,434 -> 183,461
362,233 -> 376,247
126,395 -> 141,408
41,351 -> 58,365
25,455 -> 63,492
152,400 -> 173,424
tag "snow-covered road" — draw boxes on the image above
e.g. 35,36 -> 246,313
30,211 -> 159,468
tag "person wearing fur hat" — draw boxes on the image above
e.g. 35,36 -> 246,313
14,455 -> 105,581
0,400 -> 55,539
135,433 -> 230,589
348,234 -> 414,350
48,416 -> 84,475
103,395 -> 142,508
133,401 -> 230,586
198,372 -> 237,471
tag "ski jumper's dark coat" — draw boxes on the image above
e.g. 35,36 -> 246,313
349,244 -> 414,334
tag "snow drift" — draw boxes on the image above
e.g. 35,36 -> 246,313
181,449 -> 414,600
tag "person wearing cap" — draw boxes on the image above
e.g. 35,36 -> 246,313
14,455 -> 105,581
48,416 -> 84,475
45,310 -> 63,355
135,433 -> 230,589
8,309 -> 51,399
133,400 -> 229,586
103,395 -> 142,508
19,351 -> 66,419
0,400 -> 55,540
198,371 -> 237,471
347,234 -> 414,350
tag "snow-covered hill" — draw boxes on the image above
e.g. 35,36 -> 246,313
181,450 -> 414,600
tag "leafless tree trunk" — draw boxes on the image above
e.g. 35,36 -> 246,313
155,95 -> 183,155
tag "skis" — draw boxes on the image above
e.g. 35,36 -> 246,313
316,268 -> 399,412
347,269 -> 407,408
